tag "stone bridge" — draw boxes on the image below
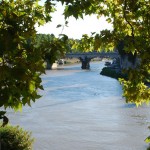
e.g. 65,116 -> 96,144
65,52 -> 119,69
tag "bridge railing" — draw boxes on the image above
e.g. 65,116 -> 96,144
65,52 -> 119,59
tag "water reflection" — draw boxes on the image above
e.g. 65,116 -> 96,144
122,103 -> 136,108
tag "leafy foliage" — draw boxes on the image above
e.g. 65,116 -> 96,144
0,0 -> 148,145
0,0 -> 149,116
145,135 -> 150,143
101,67 -> 127,80
0,124 -> 34,150
70,30 -> 114,53
35,34 -> 70,65
0,0 -> 53,112
55,0 -> 150,106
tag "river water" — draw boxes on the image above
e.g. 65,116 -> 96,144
8,61 -> 150,150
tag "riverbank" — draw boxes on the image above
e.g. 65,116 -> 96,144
59,58 -> 103,66
100,59 -> 127,80
100,61 -> 150,89
100,67 -> 127,79
61,58 -> 127,80
64,58 -> 80,65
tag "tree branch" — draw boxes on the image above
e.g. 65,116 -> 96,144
123,0 -> 135,44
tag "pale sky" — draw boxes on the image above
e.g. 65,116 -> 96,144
36,2 -> 113,39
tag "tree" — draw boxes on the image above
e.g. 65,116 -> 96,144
0,0 -> 54,118
0,0 -> 149,122
55,0 -> 150,106
35,34 -> 70,67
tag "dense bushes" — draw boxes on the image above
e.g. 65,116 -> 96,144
0,125 -> 34,150
100,67 -> 127,80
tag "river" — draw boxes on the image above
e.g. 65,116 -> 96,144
8,61 -> 150,150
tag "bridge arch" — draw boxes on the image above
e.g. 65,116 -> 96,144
65,52 -> 119,69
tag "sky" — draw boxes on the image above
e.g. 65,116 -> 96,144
36,2 -> 113,39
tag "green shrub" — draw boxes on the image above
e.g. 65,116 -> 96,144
0,125 -> 34,150
100,67 -> 127,80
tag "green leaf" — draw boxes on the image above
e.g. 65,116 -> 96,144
0,111 -> 6,118
29,81 -> 35,93
56,24 -> 62,28
145,136 -> 150,143
106,18 -> 112,23
14,103 -> 22,112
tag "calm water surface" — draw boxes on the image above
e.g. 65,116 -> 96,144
8,61 -> 150,150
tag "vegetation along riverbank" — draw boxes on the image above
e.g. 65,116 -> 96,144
100,59 -> 127,80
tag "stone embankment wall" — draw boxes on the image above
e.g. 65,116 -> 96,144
119,55 -> 140,70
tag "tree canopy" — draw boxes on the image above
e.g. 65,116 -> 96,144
0,0 -> 53,113
56,0 -> 150,106
35,34 -> 70,65
0,0 -> 150,119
